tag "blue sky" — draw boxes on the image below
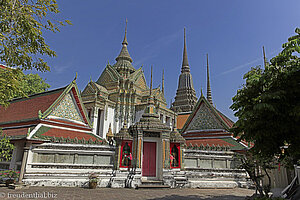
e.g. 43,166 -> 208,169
31,0 -> 300,121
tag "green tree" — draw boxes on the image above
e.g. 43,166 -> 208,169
0,0 -> 71,106
231,28 -> 300,165
0,68 -> 51,106
15,72 -> 51,98
0,130 -> 15,162
0,67 -> 23,107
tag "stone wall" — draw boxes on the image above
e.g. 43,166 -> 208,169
23,143 -> 124,188
21,143 -> 249,188
182,149 -> 249,188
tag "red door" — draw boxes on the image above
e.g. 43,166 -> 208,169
142,142 -> 156,177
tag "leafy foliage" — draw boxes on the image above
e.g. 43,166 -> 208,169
0,130 -> 15,162
231,28 -> 300,165
0,68 -> 23,107
15,72 -> 50,98
0,0 -> 71,71
0,0 -> 70,106
0,68 -> 50,106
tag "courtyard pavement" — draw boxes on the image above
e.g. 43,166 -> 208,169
0,186 -> 255,200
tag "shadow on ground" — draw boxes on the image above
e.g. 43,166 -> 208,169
148,194 -> 246,200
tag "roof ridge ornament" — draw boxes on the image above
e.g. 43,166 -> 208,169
73,72 -> 78,82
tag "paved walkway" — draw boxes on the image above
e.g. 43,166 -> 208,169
0,187 -> 255,200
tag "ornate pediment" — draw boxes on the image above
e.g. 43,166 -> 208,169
82,83 -> 96,96
185,102 -> 224,131
96,65 -> 120,86
50,92 -> 84,123
134,74 -> 148,91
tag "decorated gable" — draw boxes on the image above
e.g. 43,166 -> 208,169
185,101 -> 224,131
97,65 -> 119,86
50,92 -> 84,123
134,73 -> 148,90
82,82 -> 96,96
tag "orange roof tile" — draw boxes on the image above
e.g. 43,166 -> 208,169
177,114 -> 190,130
0,88 -> 65,124
186,139 -> 234,147
39,127 -> 100,142
2,127 -> 29,137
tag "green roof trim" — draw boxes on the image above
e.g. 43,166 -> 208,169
221,137 -> 247,150
31,125 -> 106,145
0,117 -> 39,126
32,126 -> 52,139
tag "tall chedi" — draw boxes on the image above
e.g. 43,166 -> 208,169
171,28 -> 197,113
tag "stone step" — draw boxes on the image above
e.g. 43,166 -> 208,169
137,184 -> 170,189
174,177 -> 187,181
141,180 -> 164,185
138,180 -> 170,189
8,183 -> 28,189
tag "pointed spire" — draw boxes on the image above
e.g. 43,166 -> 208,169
263,46 -> 268,67
122,18 -> 128,45
162,69 -> 164,95
114,19 -> 135,74
181,28 -> 190,72
144,65 -> 156,115
115,19 -> 133,63
206,54 -> 213,105
172,27 -> 197,113
150,65 -> 153,96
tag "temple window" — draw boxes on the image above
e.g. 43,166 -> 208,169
170,143 -> 180,168
96,109 -> 104,137
160,114 -> 164,123
166,116 -> 170,127
120,141 -> 132,168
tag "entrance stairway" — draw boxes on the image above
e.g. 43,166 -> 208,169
137,180 -> 170,189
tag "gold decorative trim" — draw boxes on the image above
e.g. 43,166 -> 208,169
163,140 -> 165,168
139,139 -> 142,168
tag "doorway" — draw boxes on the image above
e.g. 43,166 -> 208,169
142,142 -> 156,177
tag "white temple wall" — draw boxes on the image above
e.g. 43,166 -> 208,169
102,106 -> 115,139
182,149 -> 250,188
134,110 -> 144,123
23,143 -> 116,187
91,107 -> 98,136
18,142 -> 251,189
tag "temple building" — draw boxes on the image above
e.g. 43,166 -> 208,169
81,21 -> 175,139
0,23 -> 249,189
